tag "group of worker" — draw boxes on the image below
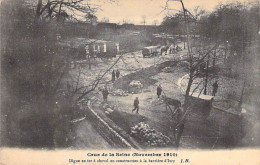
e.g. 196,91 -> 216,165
101,75 -> 218,148
169,45 -> 182,54
101,84 -> 163,114
131,81 -> 218,113
101,69 -> 120,103
102,65 -> 219,113
112,69 -> 120,82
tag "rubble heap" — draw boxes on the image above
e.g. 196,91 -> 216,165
110,88 -> 128,96
129,80 -> 143,94
131,122 -> 172,147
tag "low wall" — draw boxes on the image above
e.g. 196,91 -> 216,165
84,101 -> 139,149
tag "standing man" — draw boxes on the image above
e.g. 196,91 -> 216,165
132,97 -> 139,114
102,87 -> 109,102
116,69 -> 120,79
175,123 -> 184,148
212,80 -> 219,96
112,70 -> 115,82
157,84 -> 162,99
175,107 -> 183,122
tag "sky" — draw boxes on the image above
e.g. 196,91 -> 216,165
94,0 -> 257,25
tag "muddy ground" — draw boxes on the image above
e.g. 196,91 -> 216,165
71,45 -> 259,149
43,43 -> 258,149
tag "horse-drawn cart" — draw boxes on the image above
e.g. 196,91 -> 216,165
142,46 -> 161,57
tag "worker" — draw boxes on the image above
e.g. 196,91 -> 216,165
116,69 -> 120,79
112,70 -> 115,82
132,97 -> 139,114
212,81 -> 219,96
157,84 -> 162,99
102,87 -> 109,102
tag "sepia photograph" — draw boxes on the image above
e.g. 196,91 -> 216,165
0,0 -> 259,163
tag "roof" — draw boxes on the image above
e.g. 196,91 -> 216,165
189,92 -> 214,100
58,37 -> 111,48
144,46 -> 159,49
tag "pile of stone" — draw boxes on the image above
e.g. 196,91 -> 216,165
129,80 -> 143,94
101,103 -> 115,115
110,88 -> 128,96
129,80 -> 143,88
131,122 -> 172,147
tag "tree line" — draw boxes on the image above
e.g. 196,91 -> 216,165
161,2 -> 259,76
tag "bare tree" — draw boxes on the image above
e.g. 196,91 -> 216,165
85,13 -> 98,25
153,19 -> 158,26
162,0 -> 222,147
141,15 -> 146,26
35,0 -> 99,21
65,52 -> 125,106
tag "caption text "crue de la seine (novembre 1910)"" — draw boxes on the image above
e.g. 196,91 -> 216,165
86,152 -> 178,157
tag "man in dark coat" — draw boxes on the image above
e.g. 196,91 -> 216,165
175,107 -> 183,122
132,97 -> 139,113
173,107 -> 184,147
175,123 -> 184,147
116,69 -> 120,79
157,84 -> 162,98
212,81 -> 219,96
112,70 -> 115,82
102,87 -> 109,102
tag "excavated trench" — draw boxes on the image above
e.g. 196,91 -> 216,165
114,60 -> 178,91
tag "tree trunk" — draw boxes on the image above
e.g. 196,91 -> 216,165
57,1 -> 63,22
36,0 -> 42,20
184,72 -> 194,109
181,0 -> 193,109
204,54 -> 210,95
88,54 -> 91,69
212,49 -> 216,70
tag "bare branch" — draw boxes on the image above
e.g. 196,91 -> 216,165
192,42 -> 221,70
75,53 -> 124,102
192,78 -> 205,94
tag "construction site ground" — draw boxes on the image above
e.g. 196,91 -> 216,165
71,45 -> 259,149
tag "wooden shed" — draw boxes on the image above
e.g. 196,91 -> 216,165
187,92 -> 214,117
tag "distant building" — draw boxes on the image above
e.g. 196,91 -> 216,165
58,37 -> 119,59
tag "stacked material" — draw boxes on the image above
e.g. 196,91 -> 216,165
129,80 -> 143,94
110,88 -> 128,96
129,80 -> 143,88
131,122 -> 172,147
